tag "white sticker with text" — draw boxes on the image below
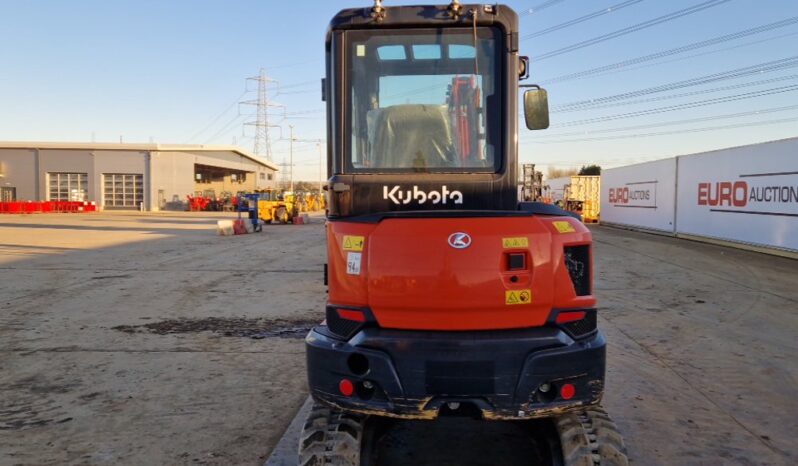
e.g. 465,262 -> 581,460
346,252 -> 362,275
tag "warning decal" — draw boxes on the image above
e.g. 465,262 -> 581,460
502,237 -> 529,249
342,235 -> 365,251
552,221 -> 576,234
505,289 -> 532,305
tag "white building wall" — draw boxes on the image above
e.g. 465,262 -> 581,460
676,138 -> 798,252
0,148 -> 38,200
601,158 -> 677,233
150,151 -> 196,211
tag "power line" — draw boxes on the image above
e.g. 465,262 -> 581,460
550,56 -> 798,111
522,0 -> 645,40
186,90 -> 248,142
555,84 -> 798,127
551,74 -> 798,113
533,0 -> 732,61
539,16 -> 798,84
281,109 -> 325,116
520,0 -> 567,17
526,115 -> 798,144
277,80 -> 320,91
584,31 -> 798,83
526,103 -> 798,140
203,113 -> 245,145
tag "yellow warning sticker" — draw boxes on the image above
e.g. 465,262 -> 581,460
505,289 -> 532,305
502,237 -> 529,249
552,221 -> 576,234
342,235 -> 365,251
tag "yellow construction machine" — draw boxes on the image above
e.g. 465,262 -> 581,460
255,189 -> 299,224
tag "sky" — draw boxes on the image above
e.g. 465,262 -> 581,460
1,0 -> 797,181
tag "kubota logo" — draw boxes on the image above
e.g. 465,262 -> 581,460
447,232 -> 471,249
383,185 -> 464,205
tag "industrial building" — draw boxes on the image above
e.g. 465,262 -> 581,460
0,142 -> 278,211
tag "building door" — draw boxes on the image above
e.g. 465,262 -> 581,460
1,187 -> 16,202
48,172 -> 88,201
103,174 -> 143,209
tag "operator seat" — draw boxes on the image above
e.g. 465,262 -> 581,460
367,104 -> 456,169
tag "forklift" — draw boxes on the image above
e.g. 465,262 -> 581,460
300,2 -> 628,465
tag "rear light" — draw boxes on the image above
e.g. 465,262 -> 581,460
555,310 -> 586,324
560,383 -> 576,400
563,245 -> 591,296
551,309 -> 597,340
339,379 -> 354,397
325,306 -> 371,340
336,309 -> 365,322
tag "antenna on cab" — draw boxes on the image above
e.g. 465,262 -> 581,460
371,0 -> 386,21
448,0 -> 463,18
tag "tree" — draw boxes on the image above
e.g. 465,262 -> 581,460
547,167 -> 578,179
291,181 -> 323,192
578,164 -> 601,176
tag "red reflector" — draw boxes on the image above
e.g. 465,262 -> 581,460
560,383 -> 576,400
339,379 -> 354,397
555,311 -> 586,324
337,309 -> 366,322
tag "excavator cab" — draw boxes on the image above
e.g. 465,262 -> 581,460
300,3 -> 628,465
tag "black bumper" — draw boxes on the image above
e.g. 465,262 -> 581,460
305,325 -> 605,420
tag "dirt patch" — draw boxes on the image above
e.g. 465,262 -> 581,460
113,317 -> 318,339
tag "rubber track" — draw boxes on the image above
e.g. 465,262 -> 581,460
555,407 -> 629,466
298,402 -> 366,466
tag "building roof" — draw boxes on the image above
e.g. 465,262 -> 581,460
0,141 -> 279,171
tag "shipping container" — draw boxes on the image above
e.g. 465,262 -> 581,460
566,176 -> 600,223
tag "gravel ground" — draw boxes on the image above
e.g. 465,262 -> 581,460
0,212 -> 325,466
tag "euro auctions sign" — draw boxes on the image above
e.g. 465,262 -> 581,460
697,180 -> 798,215
600,158 -> 677,233
608,182 -> 657,208
677,138 -> 798,252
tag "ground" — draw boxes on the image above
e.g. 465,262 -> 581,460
0,212 -> 324,466
0,212 -> 795,466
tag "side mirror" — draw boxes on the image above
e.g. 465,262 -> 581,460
523,87 -> 550,130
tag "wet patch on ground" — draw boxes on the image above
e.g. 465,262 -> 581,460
112,317 -> 318,339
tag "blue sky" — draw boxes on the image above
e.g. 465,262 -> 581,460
1,0 -> 797,180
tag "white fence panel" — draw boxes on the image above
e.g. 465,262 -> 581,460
676,138 -> 798,252
600,158 -> 677,233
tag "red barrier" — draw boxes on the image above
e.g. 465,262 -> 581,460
0,200 -> 98,214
